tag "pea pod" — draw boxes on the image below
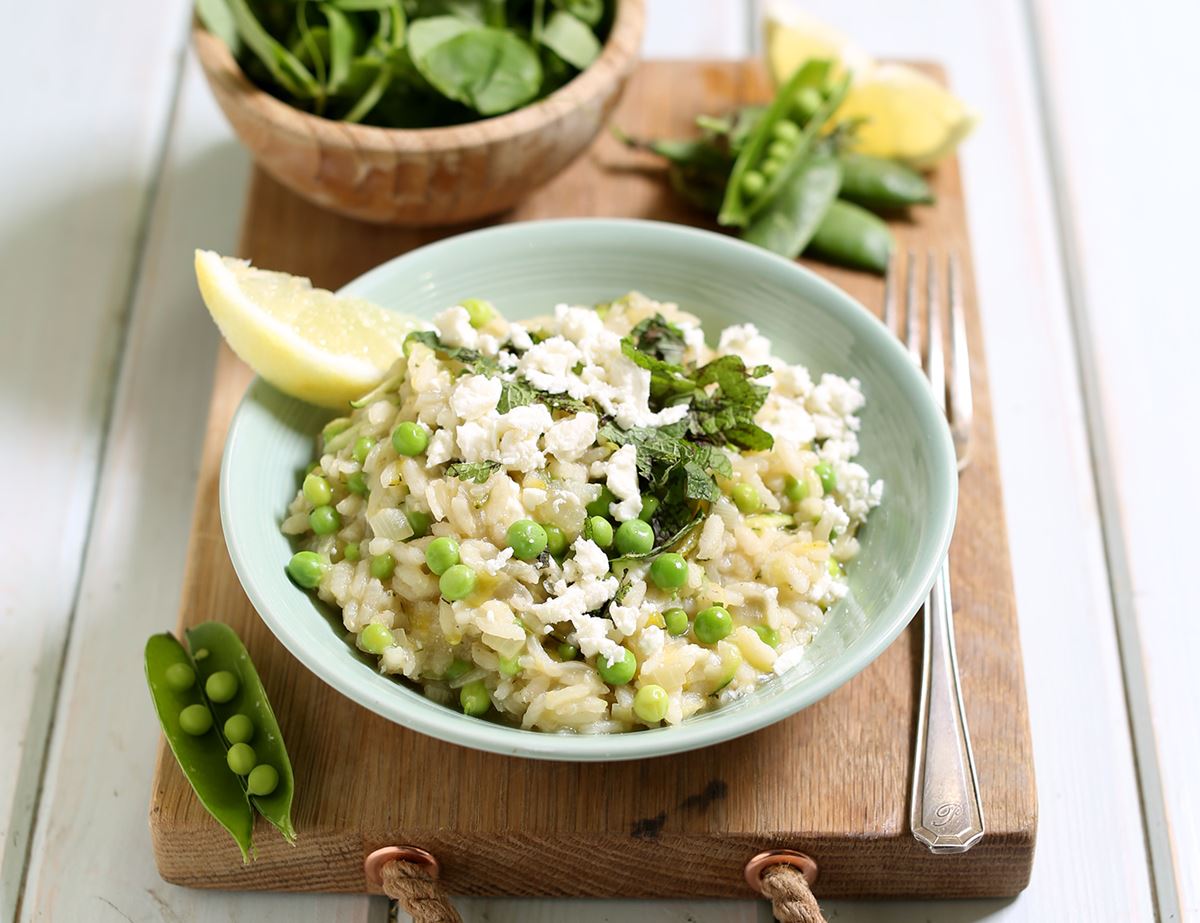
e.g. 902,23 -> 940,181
808,199 -> 894,274
838,152 -> 934,210
743,152 -> 842,259
144,633 -> 254,862
718,60 -> 849,228
187,622 -> 297,844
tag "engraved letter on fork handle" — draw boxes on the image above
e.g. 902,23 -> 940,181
911,558 -> 985,852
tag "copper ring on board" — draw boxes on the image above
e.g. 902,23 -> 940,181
364,845 -> 441,890
743,850 -> 818,894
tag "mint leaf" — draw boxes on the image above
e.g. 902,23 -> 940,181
630,313 -> 688,366
404,330 -> 500,375
445,460 -> 501,482
497,379 -> 537,413
686,355 -> 775,451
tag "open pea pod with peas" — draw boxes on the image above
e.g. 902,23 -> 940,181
144,621 -> 296,859
616,57 -> 937,274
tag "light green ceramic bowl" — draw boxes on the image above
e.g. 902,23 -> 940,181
221,219 -> 957,762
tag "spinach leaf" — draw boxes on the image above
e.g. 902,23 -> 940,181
445,460 -> 502,482
328,0 -> 400,9
415,26 -> 543,115
196,0 -> 240,54
550,0 -> 604,27
407,14 -> 473,59
540,10 -> 600,70
343,58 -> 394,122
318,3 -> 358,93
227,0 -> 321,98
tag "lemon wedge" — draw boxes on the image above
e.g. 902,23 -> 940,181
764,2 -> 874,83
194,250 -> 418,408
834,65 -> 978,168
764,4 -> 977,168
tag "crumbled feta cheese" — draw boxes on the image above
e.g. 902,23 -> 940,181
508,325 -> 534,351
517,336 -> 583,393
543,411 -> 599,462
609,603 -> 639,637
566,538 -> 611,582
450,374 -> 502,421
604,444 -> 642,521
718,323 -> 773,366
455,404 -> 554,473
433,306 -> 478,349
425,429 -> 454,467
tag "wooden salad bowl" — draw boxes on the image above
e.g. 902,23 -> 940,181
193,0 -> 644,226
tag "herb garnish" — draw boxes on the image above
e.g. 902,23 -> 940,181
445,460 -> 501,482
405,330 -> 500,374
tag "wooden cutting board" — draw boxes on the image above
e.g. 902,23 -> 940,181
150,60 -> 1036,899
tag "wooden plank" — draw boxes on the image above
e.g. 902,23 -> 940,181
1025,1 -> 1199,917
0,0 -> 195,916
758,0 -> 1157,918
15,56 -> 374,923
149,60 -> 1034,901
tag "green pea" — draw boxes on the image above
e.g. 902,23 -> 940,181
767,139 -> 791,162
615,519 -> 654,555
814,462 -> 837,494
461,298 -> 496,328
444,658 -> 471,681
649,553 -> 688,590
247,764 -> 279,796
321,418 -> 350,444
425,536 -> 460,575
302,473 -> 333,506
596,647 -> 637,686
761,157 -> 785,178
224,713 -> 255,744
557,642 -> 579,661
694,606 -> 733,644
586,516 -> 614,549
347,471 -> 369,496
406,509 -> 432,539
179,703 -> 213,736
544,524 -> 567,557
352,436 -> 375,464
638,496 -> 660,522
165,662 -> 195,692
227,742 -> 256,776
732,483 -> 762,514
795,86 -> 822,120
741,169 -> 766,196
499,654 -> 522,676
772,118 -> 801,142
585,486 -> 616,517
343,542 -> 361,562
369,553 -> 395,581
752,624 -> 780,648
309,505 -> 341,535
360,623 -> 395,654
507,519 -> 548,560
439,563 -> 476,601
784,474 -> 808,503
205,670 -> 239,704
827,558 -> 845,577
460,680 -> 490,716
633,684 -> 670,723
663,608 -> 690,637
391,421 -> 429,456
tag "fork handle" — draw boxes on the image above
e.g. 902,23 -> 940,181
910,557 -> 985,852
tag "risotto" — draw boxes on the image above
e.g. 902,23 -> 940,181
283,293 -> 882,733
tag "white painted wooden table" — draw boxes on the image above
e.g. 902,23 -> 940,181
3,0 -> 1194,920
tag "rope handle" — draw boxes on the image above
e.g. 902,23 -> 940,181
745,850 -> 826,923
364,845 -> 823,923
365,847 -> 462,923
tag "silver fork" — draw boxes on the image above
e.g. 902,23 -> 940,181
885,251 -> 984,853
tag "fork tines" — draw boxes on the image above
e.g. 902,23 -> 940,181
885,250 -> 974,469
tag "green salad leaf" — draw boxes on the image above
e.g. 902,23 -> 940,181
445,460 -> 501,482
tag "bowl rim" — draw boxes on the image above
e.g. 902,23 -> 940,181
192,0 -> 645,153
220,217 -> 958,762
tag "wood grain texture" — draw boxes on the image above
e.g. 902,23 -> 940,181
192,0 -> 644,226
150,61 -> 1036,901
